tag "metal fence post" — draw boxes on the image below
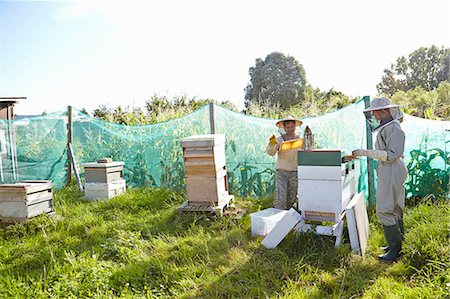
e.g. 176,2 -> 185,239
363,96 -> 375,207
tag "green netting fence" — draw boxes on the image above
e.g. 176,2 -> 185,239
4,98 -> 450,200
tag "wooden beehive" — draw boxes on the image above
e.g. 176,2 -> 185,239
181,134 -> 230,206
81,160 -> 126,200
82,160 -> 124,183
0,180 -> 53,222
297,150 -> 355,222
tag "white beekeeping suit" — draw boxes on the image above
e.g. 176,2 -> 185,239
353,97 -> 407,262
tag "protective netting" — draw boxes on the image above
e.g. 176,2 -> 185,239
5,100 -> 450,199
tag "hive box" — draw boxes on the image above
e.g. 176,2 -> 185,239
181,134 -> 231,206
82,161 -> 124,183
250,208 -> 288,237
0,180 -> 53,222
82,160 -> 126,200
84,179 -> 126,201
298,150 -> 355,222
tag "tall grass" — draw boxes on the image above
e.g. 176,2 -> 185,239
0,185 -> 448,298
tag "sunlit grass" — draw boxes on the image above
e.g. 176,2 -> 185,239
0,185 -> 448,298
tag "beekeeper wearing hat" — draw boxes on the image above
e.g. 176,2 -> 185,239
352,97 -> 407,261
266,116 -> 303,210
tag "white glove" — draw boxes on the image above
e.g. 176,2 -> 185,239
352,149 -> 388,162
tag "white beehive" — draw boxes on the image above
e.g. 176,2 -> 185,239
298,150 -> 355,223
82,159 -> 126,200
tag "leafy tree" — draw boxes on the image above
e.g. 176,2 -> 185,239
391,81 -> 450,120
377,46 -> 450,96
245,52 -> 307,109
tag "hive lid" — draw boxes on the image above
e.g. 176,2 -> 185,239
180,134 -> 225,147
298,150 -> 342,166
81,161 -> 125,168
0,180 -> 53,194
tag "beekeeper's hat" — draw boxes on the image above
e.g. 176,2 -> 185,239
363,97 -> 400,112
276,115 -> 302,128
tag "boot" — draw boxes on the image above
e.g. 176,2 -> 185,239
381,219 -> 405,252
378,223 -> 402,261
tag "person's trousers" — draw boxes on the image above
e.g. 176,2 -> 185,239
274,169 -> 297,210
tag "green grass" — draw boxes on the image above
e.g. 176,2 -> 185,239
0,185 -> 448,298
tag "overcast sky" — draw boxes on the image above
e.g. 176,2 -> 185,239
1,0 -> 449,115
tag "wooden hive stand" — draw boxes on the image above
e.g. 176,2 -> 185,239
178,134 -> 234,216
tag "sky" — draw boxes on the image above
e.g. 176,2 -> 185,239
1,0 -> 449,115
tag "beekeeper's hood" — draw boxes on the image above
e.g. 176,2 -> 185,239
364,97 -> 403,132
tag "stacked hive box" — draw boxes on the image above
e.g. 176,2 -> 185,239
82,159 -> 126,200
181,134 -> 231,206
0,180 -> 53,223
297,150 -> 355,223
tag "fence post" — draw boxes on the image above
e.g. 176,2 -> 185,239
66,106 -> 72,186
363,96 -> 375,207
209,102 -> 215,134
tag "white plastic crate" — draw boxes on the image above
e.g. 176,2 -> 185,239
250,208 -> 288,237
84,179 -> 126,201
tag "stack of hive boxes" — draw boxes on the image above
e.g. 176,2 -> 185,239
0,180 -> 54,223
297,150 -> 355,223
181,134 -> 231,207
82,158 -> 126,200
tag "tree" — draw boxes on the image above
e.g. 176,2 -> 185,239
245,52 -> 307,109
377,46 -> 450,96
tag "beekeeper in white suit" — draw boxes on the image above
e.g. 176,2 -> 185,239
352,97 -> 407,262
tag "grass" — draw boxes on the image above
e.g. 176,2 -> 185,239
0,185 -> 448,298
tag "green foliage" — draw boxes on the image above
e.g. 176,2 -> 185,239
0,187 -> 448,298
245,52 -> 307,109
93,94 -> 238,125
377,45 -> 449,96
245,85 -> 358,119
391,81 -> 450,120
405,141 -> 450,199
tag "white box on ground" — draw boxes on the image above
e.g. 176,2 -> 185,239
250,208 -> 288,237
84,179 -> 126,200
261,208 -> 303,249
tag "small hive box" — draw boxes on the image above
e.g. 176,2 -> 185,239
181,134 -> 230,206
250,208 -> 288,237
0,180 -> 53,223
82,159 -> 126,200
297,150 -> 355,223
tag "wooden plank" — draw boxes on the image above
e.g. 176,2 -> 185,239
177,194 -> 233,215
0,191 -> 52,204
183,149 -> 214,158
0,181 -> 52,194
68,143 -> 83,192
209,102 -> 215,134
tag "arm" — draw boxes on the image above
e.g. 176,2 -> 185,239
352,149 -> 387,161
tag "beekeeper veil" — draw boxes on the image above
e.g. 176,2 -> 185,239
275,115 -> 303,136
363,97 -> 403,132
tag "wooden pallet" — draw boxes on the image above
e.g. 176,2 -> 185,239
178,195 -> 234,216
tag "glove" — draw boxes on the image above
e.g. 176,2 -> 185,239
352,149 -> 388,162
269,135 -> 277,145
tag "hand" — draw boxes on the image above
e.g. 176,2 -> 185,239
352,149 -> 367,157
269,135 -> 277,145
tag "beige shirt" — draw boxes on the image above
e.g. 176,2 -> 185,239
266,135 -> 300,171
